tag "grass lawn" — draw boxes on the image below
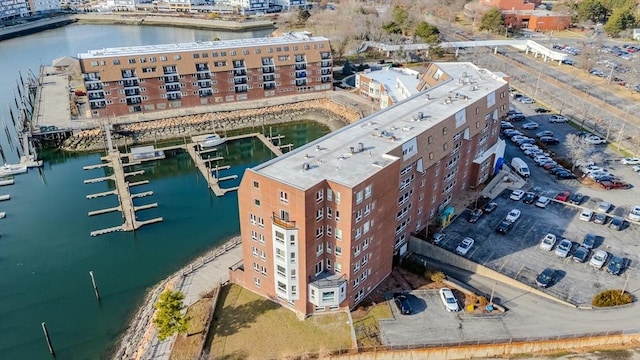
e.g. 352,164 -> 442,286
170,298 -> 214,360
208,284 -> 353,360
351,303 -> 392,348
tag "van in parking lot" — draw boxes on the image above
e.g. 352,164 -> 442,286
511,157 -> 530,178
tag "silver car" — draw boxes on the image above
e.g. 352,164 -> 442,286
555,239 -> 572,258
590,250 -> 609,269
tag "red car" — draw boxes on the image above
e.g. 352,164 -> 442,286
599,181 -> 632,190
554,191 -> 570,202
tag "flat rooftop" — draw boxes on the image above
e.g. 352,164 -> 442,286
253,62 -> 508,189
32,70 -> 72,132
364,67 -> 421,103
77,32 -> 328,59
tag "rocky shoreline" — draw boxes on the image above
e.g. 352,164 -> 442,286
62,99 -> 360,152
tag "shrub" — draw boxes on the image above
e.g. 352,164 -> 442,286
477,296 -> 488,307
430,271 -> 446,283
400,257 -> 426,276
592,290 -> 634,307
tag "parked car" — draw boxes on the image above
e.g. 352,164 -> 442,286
583,165 -> 605,174
519,96 -> 535,104
582,233 -> 596,249
580,209 -> 594,222
620,157 -> 640,165
573,246 -> 590,263
522,122 -> 539,129
583,135 -> 606,145
556,171 -> 577,180
555,239 -> 573,257
455,237 -> 475,256
439,288 -> 460,312
523,192 -> 537,204
569,193 -> 584,205
628,206 -> 640,222
535,196 -> 551,208
482,201 -> 498,214
609,217 -> 625,231
599,180 -> 632,190
539,233 -> 557,251
534,107 -> 551,113
432,232 -> 445,245
535,268 -> 557,288
535,130 -> 554,138
590,250 -> 609,269
496,220 -> 514,234
539,136 -> 560,145
550,166 -> 568,175
393,294 -> 413,315
510,189 -> 525,201
501,121 -> 514,129
468,208 -> 483,223
506,209 -> 521,222
554,191 -> 570,202
597,202 -> 611,213
593,213 -> 608,225
607,256 -> 625,275
593,174 -> 617,183
575,159 -> 595,168
548,115 -> 569,123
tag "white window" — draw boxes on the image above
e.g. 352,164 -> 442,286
251,230 -> 258,241
316,208 -> 323,221
252,247 -> 259,256
315,226 -> 324,239
326,259 -> 332,270
326,242 -> 332,253
354,245 -> 361,257
279,191 -> 288,203
364,203 -> 372,216
335,262 -> 342,273
354,262 -> 360,272
363,237 -> 370,250
258,234 -> 265,244
290,252 -> 296,263
355,210 -> 363,222
316,243 -> 324,256
250,213 -> 257,225
335,246 -> 342,257
363,221 -> 370,234
335,192 -> 341,204
253,262 -> 260,272
316,190 -> 324,202
277,265 -> 286,277
355,227 -> 362,240
335,229 -> 342,240
327,225 -> 332,236
260,250 -> 266,260
315,261 -> 323,275
327,189 -> 333,201
254,277 -> 261,287
365,185 -> 372,199
356,191 -> 363,204
275,248 -> 285,261
335,210 -> 340,222
257,217 -> 264,228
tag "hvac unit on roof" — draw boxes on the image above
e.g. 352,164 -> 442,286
302,163 -> 310,171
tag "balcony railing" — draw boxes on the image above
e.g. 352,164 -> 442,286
264,83 -> 275,90
321,60 -> 332,68
89,101 -> 106,109
321,52 -> 331,60
198,81 -> 212,88
295,56 -> 305,62
121,70 -> 136,78
123,80 -> 139,88
197,73 -> 211,80
167,94 -> 181,101
262,75 -> 275,82
234,69 -> 247,76
262,66 -> 275,74
233,61 -> 245,68
163,66 -> 177,74
295,80 -> 307,86
86,83 -> 102,90
294,64 -> 307,70
321,76 -> 332,83
272,212 -> 296,229
126,97 -> 141,105
88,93 -> 104,100
199,90 -> 213,97
164,75 -> 179,84
196,65 -> 209,72
295,72 -> 307,79
125,89 -> 140,96
262,59 -> 274,65
84,74 -> 100,82
308,272 -> 347,289
233,78 -> 247,85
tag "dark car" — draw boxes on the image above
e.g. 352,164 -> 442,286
468,208 -> 483,223
569,193 -> 584,205
607,256 -> 625,275
393,294 -> 413,315
594,174 -> 616,183
573,246 -> 590,263
509,114 -> 526,122
523,192 -> 537,204
599,180 -> 632,190
582,233 -> 596,249
482,201 -> 498,214
534,107 -> 551,113
556,171 -> 577,180
609,217 -> 625,231
593,213 -> 608,225
550,166 -> 568,175
539,136 -> 560,145
496,220 -> 514,234
536,268 -> 557,288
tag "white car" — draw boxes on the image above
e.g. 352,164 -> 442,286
505,209 -> 521,222
555,239 -> 573,257
455,237 -> 475,256
583,135 -> 606,145
633,165 -> 640,173
539,233 -> 557,251
519,97 -> 535,104
548,115 -> 568,123
579,209 -> 594,222
588,170 -> 612,179
535,196 -> 551,208
510,189 -> 525,201
439,288 -> 460,312
522,122 -> 539,129
620,158 -> 640,165
628,206 -> 640,222
583,165 -> 605,174
520,143 -> 538,150
575,159 -> 595,168
590,250 -> 609,269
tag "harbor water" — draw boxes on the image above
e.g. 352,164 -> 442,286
0,25 -> 329,359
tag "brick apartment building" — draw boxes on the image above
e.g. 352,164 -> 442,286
76,32 -> 332,118
230,62 -> 509,318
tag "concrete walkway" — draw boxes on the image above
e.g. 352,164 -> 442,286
140,241 -> 243,360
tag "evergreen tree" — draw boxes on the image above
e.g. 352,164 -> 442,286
479,8 -> 504,34
153,290 -> 189,341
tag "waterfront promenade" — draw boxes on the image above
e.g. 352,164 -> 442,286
114,237 -> 242,360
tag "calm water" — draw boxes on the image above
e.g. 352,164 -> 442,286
0,25 -> 329,359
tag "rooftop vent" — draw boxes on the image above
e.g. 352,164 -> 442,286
412,112 -> 424,121
302,162 -> 310,171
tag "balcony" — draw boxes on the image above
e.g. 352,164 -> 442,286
321,69 -> 332,76
197,80 -> 212,88
199,89 -> 213,97
262,74 -> 275,82
88,92 -> 104,100
321,76 -> 332,83
167,93 -> 181,101
321,52 -> 331,60
163,66 -> 177,74
165,84 -> 181,92
264,83 -> 275,90
86,83 -> 102,91
124,89 -> 140,96
196,64 -> 209,72
295,71 -> 307,79
262,65 -> 275,74
122,79 -> 139,88
233,69 -> 247,76
294,64 -> 307,70
233,78 -> 247,85
164,75 -> 179,84
233,60 -> 245,69
126,97 -> 142,105
262,58 -> 274,66
295,56 -> 305,63
321,60 -> 332,68
295,79 -> 307,86
89,100 -> 106,109
121,70 -> 136,78
196,73 -> 210,80
235,85 -> 248,93
273,212 -> 296,229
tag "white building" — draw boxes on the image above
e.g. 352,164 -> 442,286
633,29 -> 640,41
27,0 -> 61,13
227,0 -> 268,13
1,0 -> 30,20
272,0 -> 305,10
355,67 -> 421,109
111,0 -> 137,10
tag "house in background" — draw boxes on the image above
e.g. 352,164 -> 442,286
465,0 -> 571,32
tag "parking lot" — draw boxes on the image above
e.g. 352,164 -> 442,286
379,290 -> 512,346
437,189 -> 639,306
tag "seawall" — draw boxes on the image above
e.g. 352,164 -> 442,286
61,98 -> 359,152
74,14 -> 276,32
0,15 -> 76,41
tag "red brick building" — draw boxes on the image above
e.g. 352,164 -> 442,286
77,32 -> 332,118
468,0 -> 570,31
230,62 -> 509,318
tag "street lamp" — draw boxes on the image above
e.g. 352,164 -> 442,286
615,103 -> 640,151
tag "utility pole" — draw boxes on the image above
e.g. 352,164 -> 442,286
89,271 -> 101,301
41,322 -> 55,357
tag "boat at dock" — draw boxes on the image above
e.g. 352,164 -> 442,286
200,134 -> 226,148
0,177 -> 14,186
0,212 -> 6,218
0,194 -> 11,201
0,164 -> 27,176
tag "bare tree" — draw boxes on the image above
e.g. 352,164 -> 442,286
565,133 -> 592,171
